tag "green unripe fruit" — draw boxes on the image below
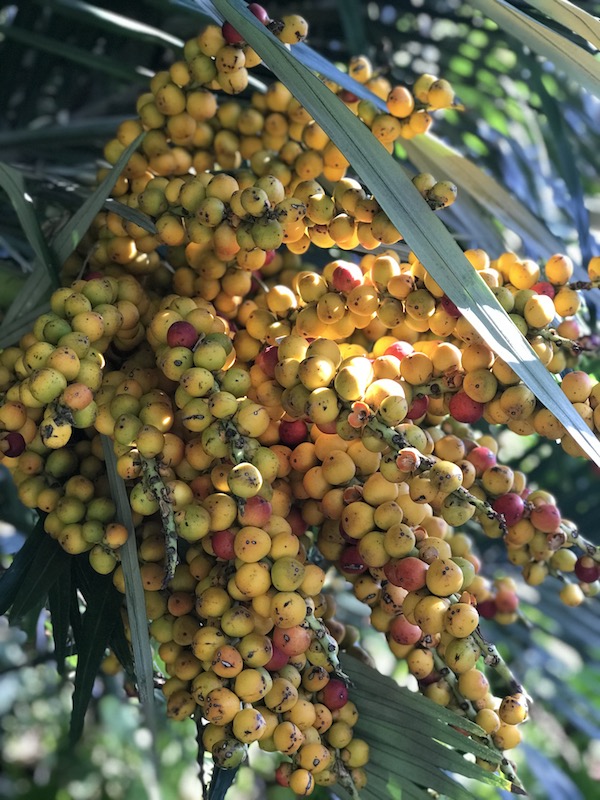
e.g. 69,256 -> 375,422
251,217 -> 284,250
193,341 -> 228,371
89,545 -> 118,575
29,368 -> 68,404
43,317 -> 73,344
113,413 -> 143,446
211,738 -> 247,769
443,635 -> 480,674
174,503 -> 211,542
158,346 -> 194,381
271,556 -> 306,591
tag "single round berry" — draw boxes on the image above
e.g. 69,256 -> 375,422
574,555 -> 600,584
166,321 -> 198,349
211,529 -> 236,560
279,419 -> 309,447
492,493 -> 525,526
0,431 -> 26,458
339,545 -> 368,575
320,678 -> 348,710
448,391 -> 484,423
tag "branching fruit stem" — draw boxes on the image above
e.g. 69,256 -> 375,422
141,455 -> 178,586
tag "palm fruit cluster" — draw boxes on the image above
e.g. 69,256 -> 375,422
2,6 -> 600,797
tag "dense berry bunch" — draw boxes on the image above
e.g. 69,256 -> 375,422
2,8 -> 600,798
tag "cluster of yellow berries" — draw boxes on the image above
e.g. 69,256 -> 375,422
3,8 -> 600,798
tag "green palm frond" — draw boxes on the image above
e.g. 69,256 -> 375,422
334,655 -> 517,800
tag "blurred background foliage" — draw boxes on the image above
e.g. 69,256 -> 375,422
1,0 -> 600,798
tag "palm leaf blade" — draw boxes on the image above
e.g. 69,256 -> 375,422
101,436 -> 158,742
338,656 -> 514,800
469,0 -> 600,98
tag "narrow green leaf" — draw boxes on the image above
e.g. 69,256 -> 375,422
334,0 -> 369,56
72,555 -> 131,673
0,301 -> 51,349
469,0 -> 600,98
108,617 -> 135,678
41,0 -> 184,49
51,133 -> 146,265
0,266 -> 27,310
172,0 -> 220,20
403,135 -> 566,259
0,24 -> 149,82
367,744 -> 477,800
101,435 -> 157,739
0,163 -> 60,285
0,520 -> 45,615
0,269 -> 52,334
103,198 -> 157,234
9,533 -> 71,623
69,567 -> 123,743
516,0 -> 600,50
0,465 -> 37,531
210,0 -> 600,466
0,117 -> 128,148
48,564 -> 73,675
342,656 -> 514,799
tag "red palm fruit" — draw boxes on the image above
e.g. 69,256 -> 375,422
166,321 -> 198,349
492,493 -> 525,526
448,391 -> 484,423
389,614 -> 422,645
320,678 -> 348,710
211,529 -> 236,560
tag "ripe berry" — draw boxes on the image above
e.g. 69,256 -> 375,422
166,321 -> 198,349
492,493 -> 525,526
339,545 -> 368,575
248,3 -> 270,23
529,503 -> 561,533
389,614 -> 423,645
279,419 -> 309,447
494,588 -> 519,614
0,431 -> 26,458
466,446 -> 497,475
406,395 -> 429,420
384,341 -> 414,361
255,345 -> 278,377
386,556 -> 428,591
222,21 -> 245,44
320,678 -> 348,710
531,281 -> 555,299
264,645 -> 289,672
574,556 -> 600,584
448,391 -> 484,423
222,5 -> 268,45
211,529 -> 236,560
238,495 -> 272,527
288,507 -> 308,537
477,599 -> 497,619
331,262 -> 363,293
